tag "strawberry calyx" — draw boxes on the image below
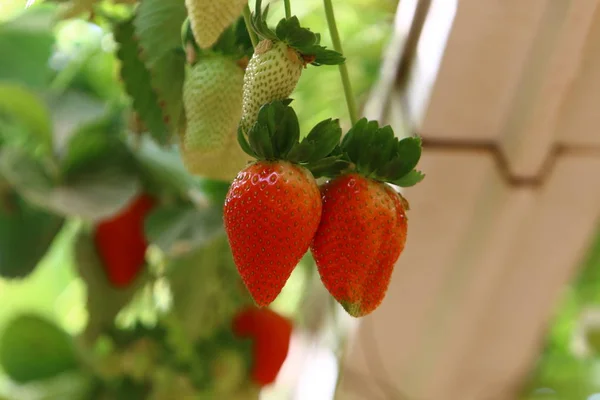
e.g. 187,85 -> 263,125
237,100 -> 348,178
339,118 -> 425,187
250,0 -> 344,66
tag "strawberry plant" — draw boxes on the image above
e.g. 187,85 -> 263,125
0,0 -> 420,398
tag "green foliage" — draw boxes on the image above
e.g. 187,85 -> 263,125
0,314 -> 79,383
0,190 -> 64,279
0,0 -> 402,397
0,5 -> 56,88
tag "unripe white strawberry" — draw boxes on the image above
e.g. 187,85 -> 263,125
181,55 -> 250,181
240,40 -> 303,132
185,0 -> 247,49
239,0 -> 345,132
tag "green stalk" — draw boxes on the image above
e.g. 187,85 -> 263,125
322,0 -> 358,125
243,4 -> 259,48
284,0 -> 292,19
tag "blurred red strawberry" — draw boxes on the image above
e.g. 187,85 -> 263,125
232,307 -> 292,386
93,193 -> 156,287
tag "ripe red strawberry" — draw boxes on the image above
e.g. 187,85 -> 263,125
93,193 -> 156,287
232,306 -> 292,386
225,101 -> 343,306
224,160 -> 321,306
240,0 -> 344,131
310,119 -> 424,317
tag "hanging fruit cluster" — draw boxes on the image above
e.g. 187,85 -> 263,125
178,0 -> 424,316
0,0 -> 423,397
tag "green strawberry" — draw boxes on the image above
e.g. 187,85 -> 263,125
185,0 -> 247,49
240,0 -> 345,131
181,54 -> 250,181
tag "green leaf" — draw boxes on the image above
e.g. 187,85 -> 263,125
114,18 -> 169,144
0,190 -> 64,279
144,203 -> 224,257
391,169 -> 425,187
0,314 -> 78,383
60,110 -> 126,178
1,145 -> 140,221
74,229 -> 147,341
147,50 -> 185,130
0,5 -> 55,88
0,84 -> 52,154
133,0 -> 187,68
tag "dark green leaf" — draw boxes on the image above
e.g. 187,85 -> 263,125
114,19 -> 168,144
391,169 -> 425,187
0,314 -> 78,383
60,111 -> 126,178
0,190 -> 64,279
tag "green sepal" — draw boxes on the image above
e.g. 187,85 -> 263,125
287,118 -> 341,164
392,169 -> 425,187
305,156 -> 352,179
237,126 -> 256,158
339,117 -> 424,186
241,101 -> 344,174
251,0 -> 344,66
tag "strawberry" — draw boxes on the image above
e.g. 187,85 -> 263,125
225,100 -> 344,306
240,0 -> 344,131
185,0 -> 247,49
232,306 -> 292,387
181,54 -> 250,181
93,193 -> 156,287
310,119 -> 425,317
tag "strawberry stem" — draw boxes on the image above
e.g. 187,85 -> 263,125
284,0 -> 292,19
322,0 -> 358,125
243,4 -> 259,48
